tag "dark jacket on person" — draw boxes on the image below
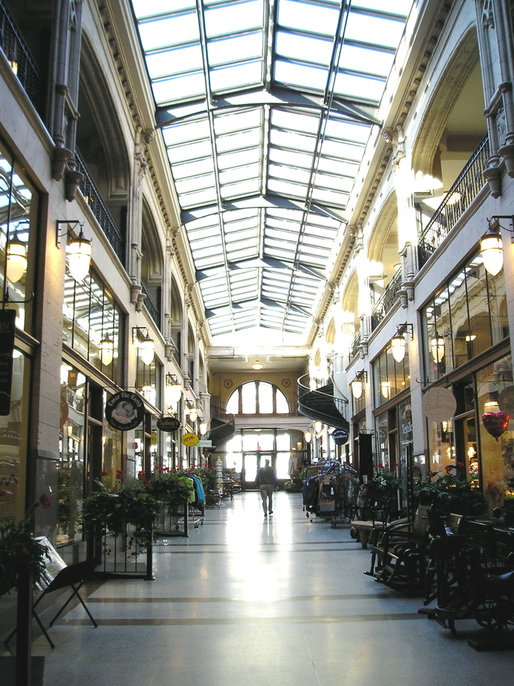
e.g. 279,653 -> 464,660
257,465 -> 276,486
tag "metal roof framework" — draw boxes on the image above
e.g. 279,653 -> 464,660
130,0 -> 413,343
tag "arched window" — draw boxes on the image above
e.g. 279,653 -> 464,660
226,381 -> 289,415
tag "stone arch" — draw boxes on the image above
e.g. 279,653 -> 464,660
77,34 -> 130,201
412,27 -> 483,179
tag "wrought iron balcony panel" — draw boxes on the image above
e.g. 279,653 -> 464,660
418,136 -> 489,269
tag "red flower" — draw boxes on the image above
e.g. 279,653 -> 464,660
99,471 -> 108,477
39,493 -> 51,510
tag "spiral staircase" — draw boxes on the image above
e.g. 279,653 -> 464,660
297,375 -> 350,440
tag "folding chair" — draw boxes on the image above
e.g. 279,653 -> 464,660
5,559 -> 98,649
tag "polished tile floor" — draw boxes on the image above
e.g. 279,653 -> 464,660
7,492 -> 514,685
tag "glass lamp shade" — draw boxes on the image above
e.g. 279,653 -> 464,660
390,334 -> 406,363
67,232 -> 92,281
304,431 -> 312,444
189,408 -> 198,422
480,231 -> 503,276
6,235 -> 27,283
199,422 -> 208,435
139,335 -> 155,365
99,337 -> 114,366
381,381 -> 391,398
252,361 -> 263,370
351,379 -> 363,399
165,382 -> 182,408
430,337 -> 445,363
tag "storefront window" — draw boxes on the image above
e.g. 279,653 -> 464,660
423,254 -> 507,382
372,347 -> 410,407
0,141 -> 37,334
63,270 -> 123,383
477,356 -> 514,509
0,351 -> 30,523
58,365 -> 86,544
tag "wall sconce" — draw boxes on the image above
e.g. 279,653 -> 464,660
188,407 -> 198,422
56,220 -> 92,281
6,232 -> 27,283
304,431 -> 312,444
252,360 -> 263,370
390,323 -> 413,363
199,422 -> 208,436
166,373 -> 183,409
314,420 -> 323,435
430,334 -> 445,363
480,216 -> 514,276
132,327 -> 155,365
98,335 -> 114,366
350,370 -> 367,399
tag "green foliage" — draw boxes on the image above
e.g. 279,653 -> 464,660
415,468 -> 488,519
0,506 -> 50,596
81,483 -> 162,547
372,467 -> 401,504
148,471 -> 194,513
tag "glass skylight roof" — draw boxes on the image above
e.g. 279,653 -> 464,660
131,0 -> 414,342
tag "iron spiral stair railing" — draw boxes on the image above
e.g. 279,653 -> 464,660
297,374 -> 349,432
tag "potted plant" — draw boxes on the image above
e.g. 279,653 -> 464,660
0,502 -> 50,597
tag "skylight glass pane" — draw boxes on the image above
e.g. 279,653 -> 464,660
172,158 -> 215,180
214,108 -> 262,134
341,44 -> 394,78
268,178 -> 308,199
163,119 -> 211,145
311,187 -> 348,207
222,179 -> 261,199
167,139 -> 213,163
132,0 -> 195,19
218,148 -> 260,169
179,187 -> 218,207
272,109 -> 319,134
210,61 -> 263,92
219,164 -> 260,185
269,148 -> 313,169
333,72 -> 385,103
346,12 -> 405,49
216,129 -> 261,153
146,45 -> 203,79
208,32 -> 263,67
269,163 -> 310,185
275,31 -> 332,67
278,0 -> 339,35
138,14 -> 199,51
204,0 -> 264,38
270,129 -> 316,153
175,173 -> 216,194
274,60 -> 328,92
153,73 -> 205,104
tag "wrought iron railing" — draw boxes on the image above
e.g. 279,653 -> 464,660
141,280 -> 161,328
0,0 -> 41,111
75,149 -> 126,265
418,136 -> 490,268
350,331 -> 361,360
371,268 -> 403,331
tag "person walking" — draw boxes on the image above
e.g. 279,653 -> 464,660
257,458 -> 277,517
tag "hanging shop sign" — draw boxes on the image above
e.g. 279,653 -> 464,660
0,309 -> 16,416
105,391 -> 144,430
157,416 -> 181,432
331,428 -> 349,445
181,432 -> 200,446
422,387 -> 456,422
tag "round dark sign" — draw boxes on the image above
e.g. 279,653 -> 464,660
157,416 -> 181,432
332,428 -> 349,445
106,391 -> 144,431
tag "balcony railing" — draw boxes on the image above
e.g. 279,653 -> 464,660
141,280 -> 161,328
0,0 -> 41,111
371,268 -> 403,331
75,150 -> 126,265
418,136 -> 490,268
